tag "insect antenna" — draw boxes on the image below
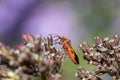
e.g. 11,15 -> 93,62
48,34 -> 59,38
48,34 -> 60,44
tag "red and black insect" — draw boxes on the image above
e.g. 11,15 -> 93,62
50,34 -> 79,64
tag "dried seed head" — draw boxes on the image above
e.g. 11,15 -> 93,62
79,34 -> 120,79
0,34 -> 68,80
22,33 -> 34,43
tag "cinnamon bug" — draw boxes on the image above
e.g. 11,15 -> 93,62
49,34 -> 79,64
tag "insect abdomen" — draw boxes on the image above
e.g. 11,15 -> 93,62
64,45 -> 79,64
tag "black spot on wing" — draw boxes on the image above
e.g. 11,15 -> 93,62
71,50 -> 79,64
74,53 -> 79,64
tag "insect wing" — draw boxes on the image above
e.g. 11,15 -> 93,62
66,45 -> 79,64
70,49 -> 79,64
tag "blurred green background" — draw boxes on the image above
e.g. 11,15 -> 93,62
0,0 -> 120,80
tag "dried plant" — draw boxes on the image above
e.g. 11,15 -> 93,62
0,34 -> 68,80
78,34 -> 120,80
2,33 -> 120,80
75,66 -> 97,80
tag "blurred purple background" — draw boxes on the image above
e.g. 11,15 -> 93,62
0,0 -> 43,45
0,0 -> 120,46
0,0 -> 86,45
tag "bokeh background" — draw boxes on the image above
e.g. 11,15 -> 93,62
0,0 -> 120,80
